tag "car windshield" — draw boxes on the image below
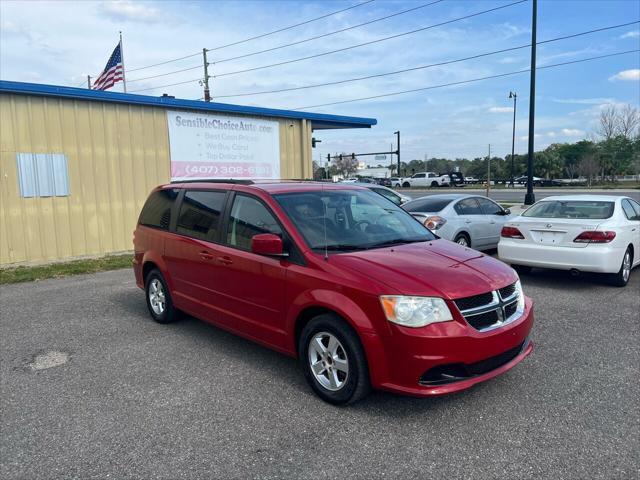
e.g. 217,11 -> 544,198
522,200 -> 615,219
404,197 -> 454,213
274,189 -> 435,252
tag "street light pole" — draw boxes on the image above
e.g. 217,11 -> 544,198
525,0 -> 537,205
509,91 -> 517,188
394,131 -> 401,177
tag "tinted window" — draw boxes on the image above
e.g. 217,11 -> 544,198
621,199 -> 638,220
139,189 -> 179,230
404,197 -> 453,213
414,173 -> 426,178
176,190 -> 226,241
476,197 -> 503,215
454,198 -> 483,215
523,200 -> 614,219
227,195 -> 282,251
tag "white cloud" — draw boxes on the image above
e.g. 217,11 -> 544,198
552,97 -> 615,105
620,30 -> 639,39
609,69 -> 640,82
99,1 -> 163,24
560,128 -> 584,137
488,106 -> 513,113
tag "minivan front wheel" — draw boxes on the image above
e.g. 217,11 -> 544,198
145,269 -> 181,323
299,314 -> 370,405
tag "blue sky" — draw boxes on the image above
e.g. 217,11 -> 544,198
1,0 -> 638,163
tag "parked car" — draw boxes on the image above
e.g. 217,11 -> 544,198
441,172 -> 465,187
340,178 -> 358,183
389,177 -> 402,188
134,181 -> 534,404
498,195 -> 640,286
514,176 -> 543,186
464,176 -> 480,184
352,182 -> 411,206
402,172 -> 450,188
355,177 -> 376,184
376,178 -> 392,187
403,194 -> 512,250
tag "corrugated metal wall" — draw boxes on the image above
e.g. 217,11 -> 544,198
0,93 -> 312,266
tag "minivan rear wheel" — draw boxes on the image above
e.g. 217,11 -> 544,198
145,269 -> 181,323
299,314 -> 370,405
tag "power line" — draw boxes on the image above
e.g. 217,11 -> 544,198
213,0 -> 445,64
129,77 -> 201,93
126,0 -> 374,73
214,0 -> 527,78
294,49 -> 640,110
211,20 -> 639,99
126,64 -> 202,83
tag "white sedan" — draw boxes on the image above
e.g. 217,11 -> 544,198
498,195 -> 640,287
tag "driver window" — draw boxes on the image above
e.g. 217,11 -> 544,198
226,195 -> 282,251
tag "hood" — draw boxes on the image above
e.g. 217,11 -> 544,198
329,240 -> 517,299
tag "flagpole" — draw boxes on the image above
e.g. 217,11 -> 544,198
119,31 -> 127,93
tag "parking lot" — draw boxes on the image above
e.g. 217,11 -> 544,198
402,188 -> 640,203
1,267 -> 638,479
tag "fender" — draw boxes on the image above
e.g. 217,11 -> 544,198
140,250 -> 174,291
285,289 -> 392,388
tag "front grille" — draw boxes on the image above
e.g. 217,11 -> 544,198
466,310 -> 500,330
454,282 -> 522,332
499,283 -> 517,299
454,292 -> 494,311
419,340 -> 528,385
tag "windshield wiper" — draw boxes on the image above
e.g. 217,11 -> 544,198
366,237 -> 430,249
313,244 -> 368,252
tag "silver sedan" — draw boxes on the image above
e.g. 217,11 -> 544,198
403,194 -> 512,250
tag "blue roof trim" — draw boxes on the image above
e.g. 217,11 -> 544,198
0,80 -> 376,130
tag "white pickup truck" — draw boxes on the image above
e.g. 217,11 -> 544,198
401,172 -> 450,188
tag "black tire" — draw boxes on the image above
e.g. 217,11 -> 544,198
299,313 -> 371,405
145,269 -> 181,324
431,181 -> 439,188
607,247 -> 632,287
402,182 -> 410,188
454,232 -> 471,248
512,264 -> 532,274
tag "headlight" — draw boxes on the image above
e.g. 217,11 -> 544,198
380,296 -> 453,328
515,279 -> 525,311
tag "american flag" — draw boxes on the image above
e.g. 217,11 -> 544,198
92,43 -> 124,91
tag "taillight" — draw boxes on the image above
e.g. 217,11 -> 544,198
501,226 -> 524,239
423,215 -> 446,230
573,231 -> 616,243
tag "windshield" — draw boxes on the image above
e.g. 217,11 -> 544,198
522,200 -> 615,219
274,189 -> 436,252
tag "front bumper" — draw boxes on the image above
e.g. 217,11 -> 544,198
367,298 -> 534,397
498,240 -> 623,274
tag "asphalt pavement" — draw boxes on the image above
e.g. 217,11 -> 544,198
1,268 -> 639,479
402,188 -> 640,203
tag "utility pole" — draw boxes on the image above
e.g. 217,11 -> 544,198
87,75 -> 91,89
394,131 -> 400,177
525,0 -> 537,205
486,144 -> 491,197
203,48 -> 211,102
509,91 -> 517,188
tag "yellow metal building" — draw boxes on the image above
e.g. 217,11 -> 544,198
0,81 -> 376,266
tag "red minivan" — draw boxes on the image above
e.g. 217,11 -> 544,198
133,181 -> 534,404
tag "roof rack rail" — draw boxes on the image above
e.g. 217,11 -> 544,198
170,179 -> 254,185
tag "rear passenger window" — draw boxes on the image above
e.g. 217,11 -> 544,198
621,199 -> 639,221
139,189 -> 179,230
454,198 -> 483,215
227,195 -> 282,251
176,190 -> 226,241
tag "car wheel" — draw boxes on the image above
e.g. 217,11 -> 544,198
299,313 -> 371,405
402,182 -> 410,188
145,269 -> 181,323
608,247 -> 632,287
454,233 -> 470,247
512,264 -> 532,274
431,181 -> 439,188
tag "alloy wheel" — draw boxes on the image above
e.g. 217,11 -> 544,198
622,251 -> 631,283
308,332 -> 349,391
456,236 -> 469,247
149,278 -> 166,315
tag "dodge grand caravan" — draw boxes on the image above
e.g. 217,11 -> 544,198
133,181 -> 534,404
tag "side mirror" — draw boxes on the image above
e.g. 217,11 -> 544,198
251,233 -> 288,257
503,208 -> 511,215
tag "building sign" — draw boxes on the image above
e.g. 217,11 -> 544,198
167,111 -> 280,180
